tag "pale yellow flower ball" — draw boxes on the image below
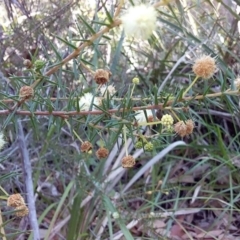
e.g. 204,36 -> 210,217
121,4 -> 157,40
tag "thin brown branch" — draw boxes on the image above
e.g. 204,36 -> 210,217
1,89 -> 239,117
3,89 -> 239,104
0,105 -> 188,117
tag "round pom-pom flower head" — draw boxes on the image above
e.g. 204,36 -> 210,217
7,193 -> 25,207
96,147 -> 109,159
121,4 -> 157,40
19,86 -> 34,100
174,119 -> 195,137
121,155 -> 136,168
192,55 -> 217,79
234,77 -> 240,90
15,205 -> 29,217
132,77 -> 140,84
94,69 -> 110,85
78,93 -> 100,111
161,114 -> 174,129
100,84 -> 116,97
80,141 -> 93,153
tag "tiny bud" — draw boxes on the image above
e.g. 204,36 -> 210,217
121,155 -> 136,168
94,69 -> 111,85
96,147 -> 109,159
132,77 -> 139,84
144,142 -> 154,152
19,86 -> 34,100
80,141 -> 93,153
34,60 -> 45,70
135,141 -> 143,149
23,59 -> 32,69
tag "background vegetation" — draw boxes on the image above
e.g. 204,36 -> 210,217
1,0 -> 240,239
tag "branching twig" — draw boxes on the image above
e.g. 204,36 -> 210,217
17,120 -> 40,240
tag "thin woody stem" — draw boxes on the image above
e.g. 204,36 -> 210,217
3,90 -> 239,104
182,76 -> 199,98
1,90 -> 239,117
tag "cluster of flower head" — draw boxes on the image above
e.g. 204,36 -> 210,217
7,193 -> 29,217
174,119 -> 195,137
80,141 -> 136,168
80,141 -> 109,159
135,135 -> 154,152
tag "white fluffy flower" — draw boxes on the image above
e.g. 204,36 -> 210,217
0,132 -> 6,150
121,4 -> 157,40
234,78 -> 240,90
79,93 -> 100,111
135,110 -> 153,123
100,84 -> 116,97
112,212 -> 120,219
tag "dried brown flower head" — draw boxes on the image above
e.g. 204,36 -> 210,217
185,119 -> 195,135
174,119 -> 194,137
23,59 -> 32,69
7,193 -> 25,207
19,86 -> 34,99
121,155 -> 136,168
80,141 -> 93,153
96,147 -> 109,159
192,55 -> 217,79
15,205 -> 29,217
94,69 -> 111,85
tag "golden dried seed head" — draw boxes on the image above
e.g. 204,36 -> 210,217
19,86 -> 34,99
80,141 -> 93,153
185,119 -> 195,135
174,121 -> 187,137
7,193 -> 25,207
94,69 -> 110,85
121,155 -> 136,168
15,205 -> 29,217
174,119 -> 194,137
192,55 -> 217,79
96,147 -> 109,159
